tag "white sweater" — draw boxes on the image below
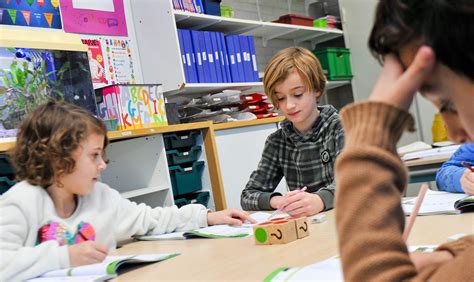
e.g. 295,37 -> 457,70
0,181 -> 208,281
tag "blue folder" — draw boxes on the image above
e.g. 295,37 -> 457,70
225,35 -> 239,82
231,35 -> 245,82
220,32 -> 232,83
210,32 -> 223,83
239,35 -> 253,82
182,29 -> 198,83
191,30 -> 205,83
177,29 -> 190,82
198,31 -> 211,83
247,36 -> 259,81
204,31 -> 218,83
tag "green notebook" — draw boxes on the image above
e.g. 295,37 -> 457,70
27,253 -> 179,281
137,225 -> 252,241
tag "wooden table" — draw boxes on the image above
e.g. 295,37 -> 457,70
113,210 -> 473,281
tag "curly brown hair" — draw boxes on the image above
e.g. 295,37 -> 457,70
9,101 -> 108,188
263,47 -> 326,108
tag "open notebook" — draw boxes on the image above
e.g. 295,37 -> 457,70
136,212 -> 282,240
264,246 -> 436,281
402,190 -> 467,215
27,253 -> 179,281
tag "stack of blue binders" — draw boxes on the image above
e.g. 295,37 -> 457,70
177,29 -> 260,83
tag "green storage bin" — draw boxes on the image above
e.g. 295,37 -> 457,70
174,191 -> 210,208
174,197 -> 190,208
169,161 -> 205,196
163,130 -> 200,150
313,48 -> 353,81
166,146 -> 202,166
0,176 -> 15,195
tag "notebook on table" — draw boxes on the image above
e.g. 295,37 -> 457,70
27,253 -> 179,281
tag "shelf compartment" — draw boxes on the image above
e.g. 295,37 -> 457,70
121,185 -> 170,199
165,82 -> 262,96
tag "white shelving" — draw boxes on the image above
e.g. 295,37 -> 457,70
174,10 -> 343,47
131,0 -> 346,94
121,185 -> 170,199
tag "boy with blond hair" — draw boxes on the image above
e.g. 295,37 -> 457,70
241,47 -> 344,216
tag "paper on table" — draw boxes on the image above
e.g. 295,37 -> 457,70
402,190 -> 466,215
265,245 -> 437,281
401,145 -> 460,161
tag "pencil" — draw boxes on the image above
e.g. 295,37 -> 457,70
268,186 -> 307,220
461,161 -> 474,172
402,183 -> 429,242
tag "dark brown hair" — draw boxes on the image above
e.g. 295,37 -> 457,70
10,101 -> 108,188
263,47 -> 326,108
369,0 -> 474,81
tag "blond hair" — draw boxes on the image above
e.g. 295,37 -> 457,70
263,47 -> 326,108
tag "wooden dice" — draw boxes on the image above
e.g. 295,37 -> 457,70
253,216 -> 309,245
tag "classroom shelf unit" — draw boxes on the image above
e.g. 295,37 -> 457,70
173,10 -> 343,48
129,0 -> 348,95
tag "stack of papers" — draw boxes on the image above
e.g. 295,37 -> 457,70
402,190 -> 467,215
401,145 -> 460,161
264,246 -> 436,281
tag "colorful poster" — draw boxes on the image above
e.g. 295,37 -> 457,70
96,85 -> 168,130
81,38 -> 109,87
102,38 -> 136,85
0,0 -> 61,28
59,0 -> 128,36
80,36 -> 138,89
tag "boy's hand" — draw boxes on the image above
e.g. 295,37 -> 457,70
368,46 -> 435,111
207,209 -> 256,226
409,251 -> 454,272
461,169 -> 474,195
68,241 -> 108,267
279,191 -> 324,216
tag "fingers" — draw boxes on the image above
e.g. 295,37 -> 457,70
396,46 -> 435,97
230,209 -> 256,224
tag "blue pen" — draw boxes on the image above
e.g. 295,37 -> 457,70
267,186 -> 307,220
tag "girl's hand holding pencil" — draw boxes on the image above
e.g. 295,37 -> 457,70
460,161 -> 474,195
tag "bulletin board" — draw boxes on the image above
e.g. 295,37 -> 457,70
59,0 -> 128,36
0,0 -> 62,29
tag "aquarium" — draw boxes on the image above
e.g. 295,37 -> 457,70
0,47 -> 97,138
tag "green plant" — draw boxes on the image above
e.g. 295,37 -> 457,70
0,56 -> 70,129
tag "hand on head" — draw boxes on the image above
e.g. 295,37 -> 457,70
207,209 -> 256,226
68,241 -> 108,267
368,46 -> 436,111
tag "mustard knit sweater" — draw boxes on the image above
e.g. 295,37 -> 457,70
335,101 -> 473,281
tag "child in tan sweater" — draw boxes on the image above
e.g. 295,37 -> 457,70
335,0 -> 474,281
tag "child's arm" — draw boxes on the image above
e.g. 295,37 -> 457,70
241,137 -> 284,211
436,144 -> 474,193
0,203 -> 70,280
107,187 -> 209,238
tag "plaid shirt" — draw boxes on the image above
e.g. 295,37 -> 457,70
241,105 -> 344,211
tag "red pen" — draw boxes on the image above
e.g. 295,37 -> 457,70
461,161 -> 474,172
